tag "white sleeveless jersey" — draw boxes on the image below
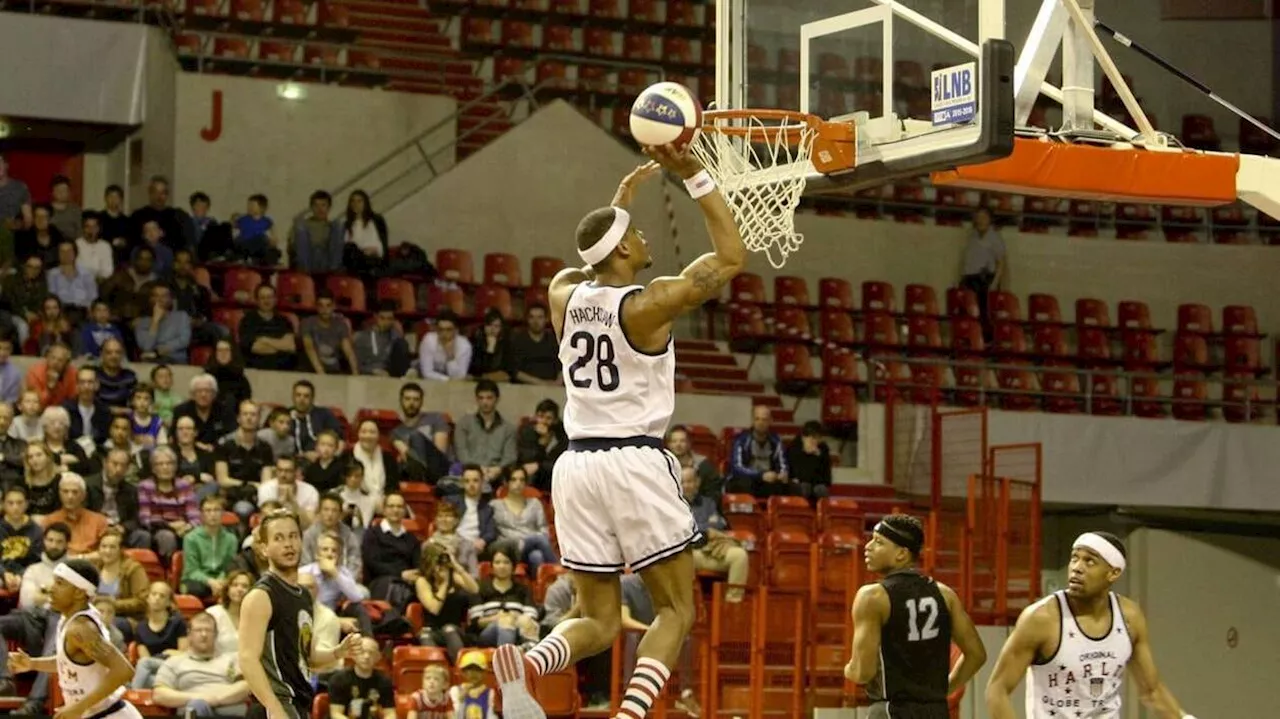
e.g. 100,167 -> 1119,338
1025,591 -> 1132,719
57,607 -> 125,714
559,283 -> 675,440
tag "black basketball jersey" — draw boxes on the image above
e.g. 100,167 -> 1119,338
255,571 -> 316,710
865,569 -> 953,705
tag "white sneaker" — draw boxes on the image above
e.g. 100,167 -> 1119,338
494,644 -> 546,719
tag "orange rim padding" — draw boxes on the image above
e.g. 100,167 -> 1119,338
700,108 -> 858,175
931,137 -> 1240,206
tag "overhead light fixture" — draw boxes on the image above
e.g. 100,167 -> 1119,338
276,83 -> 306,101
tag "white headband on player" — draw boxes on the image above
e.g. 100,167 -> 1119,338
54,562 -> 97,594
579,208 -> 631,266
1072,533 -> 1126,572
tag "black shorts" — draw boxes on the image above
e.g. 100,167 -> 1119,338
867,700 -> 949,719
247,696 -> 312,719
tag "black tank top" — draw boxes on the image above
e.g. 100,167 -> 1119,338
866,569 -> 952,705
255,571 -> 316,709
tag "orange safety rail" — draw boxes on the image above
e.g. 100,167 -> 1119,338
756,588 -> 807,719
707,582 -> 759,719
809,531 -> 863,710
964,454 -> 1043,626
964,473 -> 1002,624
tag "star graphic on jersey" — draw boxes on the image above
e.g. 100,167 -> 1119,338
1075,712 -> 1082,718
1065,687 -> 1072,695
1117,627 -> 1125,634
1068,631 -> 1076,638
1048,712 -> 1056,717
1059,664 -> 1067,671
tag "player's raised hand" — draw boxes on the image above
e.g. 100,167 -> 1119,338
8,648 -> 31,673
643,143 -> 704,179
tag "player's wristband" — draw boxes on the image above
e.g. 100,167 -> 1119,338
685,170 -> 716,199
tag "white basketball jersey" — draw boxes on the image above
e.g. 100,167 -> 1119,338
56,607 -> 125,714
1025,591 -> 1132,719
560,283 -> 675,440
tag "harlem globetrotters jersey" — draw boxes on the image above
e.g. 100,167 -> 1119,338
1026,591 -> 1133,719
56,607 -> 125,716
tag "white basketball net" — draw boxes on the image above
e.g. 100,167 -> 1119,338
688,114 -> 817,269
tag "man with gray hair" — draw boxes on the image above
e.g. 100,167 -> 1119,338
173,373 -> 235,450
153,611 -> 250,717
38,472 -> 108,557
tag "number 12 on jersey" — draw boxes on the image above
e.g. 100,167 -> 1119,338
906,596 -> 940,641
568,332 -> 621,392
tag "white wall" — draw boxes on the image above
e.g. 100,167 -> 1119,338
175,75 -> 457,221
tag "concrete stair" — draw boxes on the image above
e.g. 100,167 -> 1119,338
675,339 -> 786,412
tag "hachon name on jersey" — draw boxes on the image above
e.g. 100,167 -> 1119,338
566,305 -> 617,328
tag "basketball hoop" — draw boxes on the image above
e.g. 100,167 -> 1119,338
689,109 -> 849,269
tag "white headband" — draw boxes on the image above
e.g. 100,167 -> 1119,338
54,563 -> 96,594
1073,533 -> 1126,572
579,208 -> 631,266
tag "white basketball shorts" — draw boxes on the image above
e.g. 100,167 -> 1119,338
86,699 -> 144,719
552,436 -> 702,573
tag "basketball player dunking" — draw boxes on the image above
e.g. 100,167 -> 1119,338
494,144 -> 745,719
240,509 -> 362,719
6,560 -> 142,719
844,515 -> 988,719
986,531 -> 1198,719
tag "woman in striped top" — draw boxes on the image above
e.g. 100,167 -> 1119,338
468,541 -> 539,649
136,446 -> 200,563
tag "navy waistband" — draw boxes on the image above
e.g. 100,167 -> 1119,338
87,700 -> 126,719
568,436 -> 664,452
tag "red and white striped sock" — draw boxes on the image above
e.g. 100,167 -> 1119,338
525,633 -> 571,677
615,657 -> 671,719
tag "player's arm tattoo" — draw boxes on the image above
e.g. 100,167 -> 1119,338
80,628 -> 119,664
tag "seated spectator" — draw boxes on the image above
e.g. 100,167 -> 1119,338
135,283 -> 192,364
152,612 -> 250,718
3,255 -> 51,344
300,530 -> 372,635
414,541 -> 477,662
84,448 -> 145,546
256,407 -> 298,460
726,405 -> 795,497
48,176 -> 82,240
214,399 -> 274,520
138,219 -> 176,276
418,311 -> 471,381
173,373 -> 236,451
1,485 -> 43,590
75,211 -> 114,282
447,465 -> 497,556
96,338 -> 138,410
300,291 -> 358,375
0,522 -> 67,709
62,366 -> 111,444
328,637 -> 395,719
99,185 -> 131,263
468,541 -> 538,648
41,405 -> 90,475
407,664 -> 454,719
151,365 -> 178,425
23,441 -> 63,519
666,425 -> 722,498
11,391 -> 44,442
46,241 -> 97,314
468,309 -> 510,381
301,493 -> 363,576
76,301 -> 124,362
353,301 -> 411,377
102,415 -> 149,476
231,194 -> 279,265
683,467 -> 748,602
506,303 -> 561,385
130,581 -> 190,689
425,502 -> 477,577
91,526 -> 149,623
296,571 -> 344,679
259,455 -> 319,526
130,386 -> 168,449
338,463 -> 377,530
288,380 -> 342,459
172,250 -> 227,347
492,466 -> 557,573
138,446 -> 200,563
180,495 -> 239,599
239,284 -> 296,371
189,192 -> 220,257
0,335 -> 22,405
516,399 -> 567,490
229,537 -> 267,580
786,420 -> 833,500
32,297 -> 74,355
92,596 -> 128,651
24,343 -> 77,409
454,380 -> 516,488
40,472 -> 107,557
204,338 -> 252,412
0,403 -> 24,485
16,204 -> 63,268
303,430 -> 344,494
291,190 -> 343,273
206,569 -> 252,656
360,491 -> 420,611
340,190 -> 389,277
131,176 -> 196,256
99,246 -> 159,325
389,383 -> 452,481
173,415 -> 216,494
345,419 -> 400,503
450,651 -> 498,719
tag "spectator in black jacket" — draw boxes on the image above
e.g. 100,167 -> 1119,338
172,250 -> 229,346
203,339 -> 252,415
1,485 -> 43,591
130,176 -> 196,253
516,399 -> 566,491
786,421 -> 832,501
172,373 -> 236,451
445,466 -> 497,556
62,366 -> 112,444
289,380 -> 342,460
0,402 -> 27,486
360,491 -> 420,611
84,448 -> 146,547
238,284 -> 296,371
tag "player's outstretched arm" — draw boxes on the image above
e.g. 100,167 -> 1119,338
6,648 -> 57,674
238,588 -> 289,719
1122,598 -> 1193,719
844,584 -> 888,685
939,583 -> 988,694
985,603 -> 1050,719
61,618 -> 135,719
311,631 -> 362,668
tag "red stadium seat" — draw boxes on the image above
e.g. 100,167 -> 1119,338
988,291 -> 1021,322
325,275 -> 366,312
818,278 -> 854,310
946,287 -> 979,319
1032,325 -> 1068,359
1223,336 -> 1263,374
125,549 -> 164,582
230,0 -> 264,20
821,346 -> 858,384
727,303 -> 767,351
1129,376 -> 1167,418
435,249 -> 474,284
991,322 -> 1029,358
906,316 -> 943,354
392,645 -> 449,693
1117,301 -> 1152,330
1027,293 -> 1061,324
721,493 -> 763,536
729,273 -> 767,305
1085,371 -> 1124,416
1040,369 -> 1083,413
904,284 -> 939,316
473,285 -> 514,320
773,276 -> 811,307
1171,377 -> 1209,421
222,267 -> 262,306
274,0 -> 309,23
530,256 -> 566,287
994,368 -> 1038,410
193,267 -> 214,292
275,272 -> 316,312
821,383 -> 858,434
483,252 -> 523,287
862,312 -> 899,353
1222,305 -> 1258,335
819,310 -> 855,346
774,343 -> 818,395
425,284 -> 466,317
1074,298 -> 1112,329
1076,327 -> 1112,368
1172,333 -> 1215,373
816,497 -> 862,533
1222,372 -> 1262,423
860,281 -> 895,313
767,496 -> 815,535
951,316 -> 985,355
1176,303 -> 1214,334
190,345 -> 213,367
772,307 -> 812,341
766,531 -> 813,589
375,278 -> 417,314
